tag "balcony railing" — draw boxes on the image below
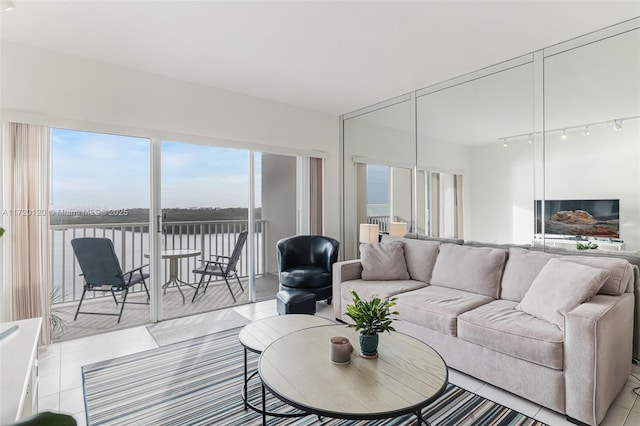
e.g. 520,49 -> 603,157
50,219 -> 267,304
367,215 -> 413,234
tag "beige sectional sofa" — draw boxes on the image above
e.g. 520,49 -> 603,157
332,236 -> 638,426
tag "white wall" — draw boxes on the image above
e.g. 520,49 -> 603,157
468,140 -> 535,244
0,42 -> 340,320
0,41 -> 339,238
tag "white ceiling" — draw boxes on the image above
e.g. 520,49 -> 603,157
1,1 -> 639,115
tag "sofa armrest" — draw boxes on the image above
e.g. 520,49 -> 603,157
332,260 -> 363,321
564,293 -> 634,425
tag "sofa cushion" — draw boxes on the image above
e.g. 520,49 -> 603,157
559,255 -> 633,296
403,239 -> 440,283
516,258 -> 610,328
404,233 -> 464,245
340,279 -> 427,314
430,244 -> 507,298
383,237 -> 440,283
463,240 -> 531,250
395,285 -> 494,336
280,266 -> 331,288
501,248 -> 556,302
360,241 -> 410,281
458,300 -> 565,370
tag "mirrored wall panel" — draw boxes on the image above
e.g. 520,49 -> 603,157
416,59 -> 535,244
342,99 -> 413,259
543,28 -> 640,251
341,19 -> 640,260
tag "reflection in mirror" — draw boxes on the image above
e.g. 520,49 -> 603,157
416,61 -> 535,244
342,99 -> 413,259
356,163 -> 412,233
418,170 -> 463,238
543,29 -> 640,251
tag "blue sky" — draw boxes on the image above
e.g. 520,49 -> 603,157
51,129 -> 261,209
367,164 -> 389,205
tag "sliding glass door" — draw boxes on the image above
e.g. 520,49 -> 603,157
49,129 -> 150,341
50,129 -> 318,334
159,141 -> 250,320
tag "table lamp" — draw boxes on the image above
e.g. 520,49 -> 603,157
389,222 -> 408,237
359,223 -> 379,244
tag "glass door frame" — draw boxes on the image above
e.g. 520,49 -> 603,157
149,144 -> 311,321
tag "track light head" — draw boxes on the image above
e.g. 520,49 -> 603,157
560,129 -> 568,140
613,120 -> 623,131
583,126 -> 590,136
1,0 -> 15,11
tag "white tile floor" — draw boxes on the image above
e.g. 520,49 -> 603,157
37,300 -> 640,426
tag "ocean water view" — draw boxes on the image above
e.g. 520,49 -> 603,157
367,204 -> 389,216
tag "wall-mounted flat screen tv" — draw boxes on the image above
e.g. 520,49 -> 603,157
534,199 -> 619,238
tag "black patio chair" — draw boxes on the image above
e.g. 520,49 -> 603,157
192,230 -> 248,303
71,237 -> 150,323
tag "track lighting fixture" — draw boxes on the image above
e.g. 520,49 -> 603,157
497,115 -> 638,147
613,120 -> 623,131
1,0 -> 15,11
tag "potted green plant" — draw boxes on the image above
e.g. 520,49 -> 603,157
345,291 -> 398,358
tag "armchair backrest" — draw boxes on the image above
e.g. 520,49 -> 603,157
276,235 -> 340,273
71,238 -> 125,288
224,230 -> 248,274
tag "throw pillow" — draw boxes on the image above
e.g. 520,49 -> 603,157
500,248 -> 555,302
360,241 -> 411,281
558,255 -> 634,296
430,243 -> 507,298
380,235 -> 440,283
516,258 -> 611,328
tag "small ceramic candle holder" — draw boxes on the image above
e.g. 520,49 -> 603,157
330,336 -> 351,364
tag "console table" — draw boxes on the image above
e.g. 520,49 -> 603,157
532,236 -> 626,251
0,317 -> 42,424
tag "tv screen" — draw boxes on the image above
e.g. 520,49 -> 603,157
534,199 -> 619,238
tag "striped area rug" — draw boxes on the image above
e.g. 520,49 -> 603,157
82,327 -> 547,426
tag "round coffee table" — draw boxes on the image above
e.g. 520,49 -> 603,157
259,325 -> 448,425
238,314 -> 334,417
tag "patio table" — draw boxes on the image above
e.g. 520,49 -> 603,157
144,249 -> 201,304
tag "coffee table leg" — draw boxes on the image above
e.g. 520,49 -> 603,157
262,384 -> 267,425
243,348 -> 248,410
416,409 -> 431,425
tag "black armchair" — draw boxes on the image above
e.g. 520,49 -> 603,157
276,235 -> 339,304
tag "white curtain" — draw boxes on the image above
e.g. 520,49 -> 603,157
6,122 -> 51,344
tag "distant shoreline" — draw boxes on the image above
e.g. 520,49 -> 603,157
49,207 -> 259,226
